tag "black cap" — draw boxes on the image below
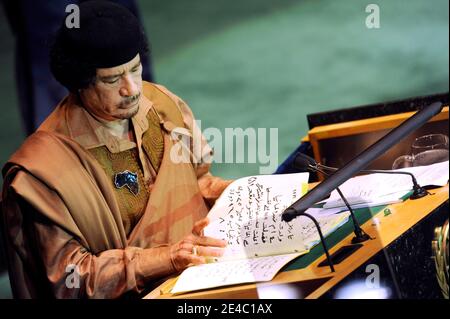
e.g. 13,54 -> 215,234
59,0 -> 146,68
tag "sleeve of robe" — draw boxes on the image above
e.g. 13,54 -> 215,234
3,171 -> 176,299
3,89 -> 233,299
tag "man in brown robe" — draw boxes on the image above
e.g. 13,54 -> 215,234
1,1 -> 231,298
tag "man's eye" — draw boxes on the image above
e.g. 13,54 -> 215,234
104,78 -> 119,84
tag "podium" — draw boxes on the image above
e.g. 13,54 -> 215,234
144,184 -> 448,299
144,93 -> 449,299
306,93 -> 448,178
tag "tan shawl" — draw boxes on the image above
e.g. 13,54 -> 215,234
1,82 -> 214,298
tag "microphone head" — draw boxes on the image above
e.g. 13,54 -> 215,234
293,153 -> 317,171
281,208 -> 297,222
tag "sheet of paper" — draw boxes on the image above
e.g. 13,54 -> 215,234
323,190 -> 408,209
207,172 -> 310,222
171,253 -> 301,294
204,173 -> 311,259
305,207 -> 348,218
298,212 -> 351,249
172,172 -> 353,294
401,160 -> 449,187
306,190 -> 406,217
205,207 -> 350,260
203,172 -> 352,261
323,161 -> 448,208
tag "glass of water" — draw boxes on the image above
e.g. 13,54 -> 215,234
411,134 -> 449,166
392,133 -> 449,169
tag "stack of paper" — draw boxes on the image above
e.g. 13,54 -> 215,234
170,172 -> 351,294
321,161 -> 449,210
170,162 -> 449,294
171,253 -> 302,294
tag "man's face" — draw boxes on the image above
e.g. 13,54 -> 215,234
80,54 -> 143,121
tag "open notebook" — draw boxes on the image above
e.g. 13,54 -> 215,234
171,173 -> 350,294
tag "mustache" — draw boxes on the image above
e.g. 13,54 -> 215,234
119,93 -> 141,108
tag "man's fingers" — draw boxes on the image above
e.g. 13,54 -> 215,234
189,255 -> 206,266
195,245 -> 225,258
179,251 -> 206,265
192,218 -> 209,236
194,236 -> 227,248
172,219 -> 227,271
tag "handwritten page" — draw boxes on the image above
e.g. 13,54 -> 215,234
171,253 -> 301,294
299,213 -> 350,249
171,172 -> 352,294
207,173 -> 310,222
206,209 -> 350,260
204,173 -> 310,260
324,161 -> 449,208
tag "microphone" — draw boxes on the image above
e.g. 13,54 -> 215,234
295,153 -> 429,200
293,153 -> 371,244
282,102 -> 443,223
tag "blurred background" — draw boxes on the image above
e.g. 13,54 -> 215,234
0,0 -> 448,298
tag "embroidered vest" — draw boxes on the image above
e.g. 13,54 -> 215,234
85,81 -> 203,239
87,109 -> 165,236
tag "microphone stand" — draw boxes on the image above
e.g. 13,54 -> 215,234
282,102 -> 443,270
293,154 -> 372,244
313,165 -> 372,244
282,102 -> 443,227
318,164 -> 429,199
283,161 -> 336,271
283,209 -> 335,272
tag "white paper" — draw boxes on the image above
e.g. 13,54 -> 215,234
305,207 -> 345,218
171,253 -> 301,294
301,212 -> 351,249
305,191 -> 405,217
323,190 -> 409,210
323,161 -> 449,208
207,173 -> 310,222
203,172 -> 349,261
205,210 -> 350,260
173,172 -> 352,294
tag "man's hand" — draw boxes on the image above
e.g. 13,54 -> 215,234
170,218 -> 227,271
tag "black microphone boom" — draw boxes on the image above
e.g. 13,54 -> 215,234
293,154 -> 371,243
282,102 -> 444,222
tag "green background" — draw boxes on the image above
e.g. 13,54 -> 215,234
0,0 -> 448,298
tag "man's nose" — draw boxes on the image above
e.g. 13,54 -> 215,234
119,75 -> 139,97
